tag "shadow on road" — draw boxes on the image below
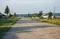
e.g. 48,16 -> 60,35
2,25 -> 60,39
9,25 -> 59,33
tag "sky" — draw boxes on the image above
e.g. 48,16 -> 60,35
0,0 -> 60,14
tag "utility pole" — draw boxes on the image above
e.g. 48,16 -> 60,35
53,0 -> 56,19
54,6 -> 55,16
52,6 -> 56,19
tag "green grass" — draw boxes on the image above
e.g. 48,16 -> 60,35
0,17 -> 20,39
33,17 -> 60,25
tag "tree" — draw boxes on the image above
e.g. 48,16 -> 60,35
38,11 -> 43,18
4,6 -> 10,15
0,12 -> 2,14
14,13 -> 17,17
32,13 -> 38,17
0,12 -> 2,18
28,13 -> 31,17
48,12 -> 53,19
9,13 -> 13,18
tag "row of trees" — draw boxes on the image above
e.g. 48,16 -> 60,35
28,11 -> 53,19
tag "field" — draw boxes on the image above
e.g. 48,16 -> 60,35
32,17 -> 60,25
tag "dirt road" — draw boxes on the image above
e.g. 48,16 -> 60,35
2,18 -> 60,39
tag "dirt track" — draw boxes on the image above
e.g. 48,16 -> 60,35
2,18 -> 60,39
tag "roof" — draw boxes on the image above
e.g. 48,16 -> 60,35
43,13 -> 48,16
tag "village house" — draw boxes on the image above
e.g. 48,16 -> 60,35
0,13 -> 6,18
42,13 -> 60,19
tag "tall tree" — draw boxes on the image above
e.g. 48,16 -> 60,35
4,6 -> 10,15
14,13 -> 17,17
48,12 -> 53,19
38,11 -> 43,18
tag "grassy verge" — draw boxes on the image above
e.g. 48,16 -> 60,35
32,17 -> 60,25
0,17 -> 20,39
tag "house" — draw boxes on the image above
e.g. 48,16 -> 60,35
42,13 -> 48,18
0,13 -> 6,18
42,13 -> 54,19
42,13 -> 60,19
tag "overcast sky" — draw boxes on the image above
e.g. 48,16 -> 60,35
0,0 -> 59,14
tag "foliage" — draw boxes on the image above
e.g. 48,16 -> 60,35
28,13 -> 31,17
38,11 -> 43,17
32,13 -> 38,17
0,12 -> 2,18
14,13 -> 17,17
4,6 -> 10,15
0,12 -> 2,14
9,13 -> 13,18
48,12 -> 53,19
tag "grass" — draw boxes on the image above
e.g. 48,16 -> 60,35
32,17 -> 60,25
0,17 -> 20,39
